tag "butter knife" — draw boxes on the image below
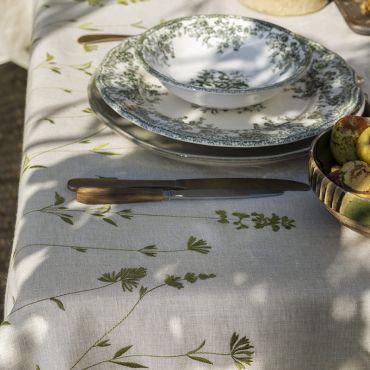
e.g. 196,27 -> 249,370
68,177 -> 309,192
76,187 -> 285,204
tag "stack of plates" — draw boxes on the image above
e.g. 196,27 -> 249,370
89,16 -> 364,166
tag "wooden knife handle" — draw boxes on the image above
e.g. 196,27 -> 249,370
77,34 -> 129,44
68,178 -> 179,191
76,187 -> 165,204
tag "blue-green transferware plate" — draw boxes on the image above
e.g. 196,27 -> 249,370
95,36 -> 362,148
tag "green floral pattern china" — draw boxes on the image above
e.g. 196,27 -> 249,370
96,36 -> 362,148
137,15 -> 313,108
89,79 -> 322,166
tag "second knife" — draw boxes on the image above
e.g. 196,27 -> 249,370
68,177 -> 310,192
76,187 -> 285,204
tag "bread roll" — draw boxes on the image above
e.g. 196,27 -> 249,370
239,0 -> 328,16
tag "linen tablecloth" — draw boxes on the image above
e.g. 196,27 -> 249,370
1,1 -> 370,369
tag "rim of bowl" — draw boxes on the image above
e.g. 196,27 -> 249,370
310,127 -> 370,205
136,14 -> 313,95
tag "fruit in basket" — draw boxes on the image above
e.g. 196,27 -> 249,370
327,168 -> 342,185
357,127 -> 370,164
341,160 -> 370,193
330,116 -> 370,165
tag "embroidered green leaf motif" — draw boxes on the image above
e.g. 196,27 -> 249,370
187,355 -> 213,365
60,216 -> 73,225
63,89 -> 72,93
98,271 -> 121,283
75,0 -> 103,6
184,272 -> 197,283
118,0 -> 148,5
83,43 -> 98,52
251,212 -> 283,231
36,366 -> 40,370
281,216 -> 295,230
138,245 -> 157,257
54,192 -> 65,206
187,339 -> 206,354
164,275 -> 183,289
230,332 -> 254,369
198,273 -> 216,280
113,345 -> 133,359
90,143 -> 118,156
50,66 -> 61,74
96,339 -> 111,347
50,297 -> 65,311
21,155 -> 30,174
102,218 -> 117,227
85,0 -> 101,6
23,155 -> 30,167
216,210 -> 229,224
29,165 -> 47,169
187,236 -> 211,254
120,267 -> 147,292
0,321 -> 10,326
117,209 -> 133,219
87,208 -> 104,217
78,22 -> 102,31
270,214 -> 281,231
109,361 -> 148,368
96,205 -> 111,214
46,52 -> 54,62
71,247 -> 87,253
79,139 -> 90,144
76,61 -> 92,70
83,107 -> 93,113
130,20 -> 147,29
215,209 -> 296,231
232,212 -> 250,230
139,286 -> 148,298
44,117 -> 55,124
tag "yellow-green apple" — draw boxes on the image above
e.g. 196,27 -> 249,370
330,116 -> 370,165
357,126 -> 370,165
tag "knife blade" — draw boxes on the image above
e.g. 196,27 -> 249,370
68,177 -> 309,192
76,186 -> 285,204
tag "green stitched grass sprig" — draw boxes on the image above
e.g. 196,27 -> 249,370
216,210 -> 295,231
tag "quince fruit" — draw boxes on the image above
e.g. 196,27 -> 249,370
330,116 -> 370,165
341,160 -> 370,193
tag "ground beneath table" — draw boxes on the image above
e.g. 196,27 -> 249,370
0,62 -> 26,318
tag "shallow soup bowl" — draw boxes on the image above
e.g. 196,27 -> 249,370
137,15 -> 312,109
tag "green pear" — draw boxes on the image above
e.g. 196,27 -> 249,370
330,116 -> 370,165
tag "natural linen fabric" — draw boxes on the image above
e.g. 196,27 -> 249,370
1,1 -> 370,369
